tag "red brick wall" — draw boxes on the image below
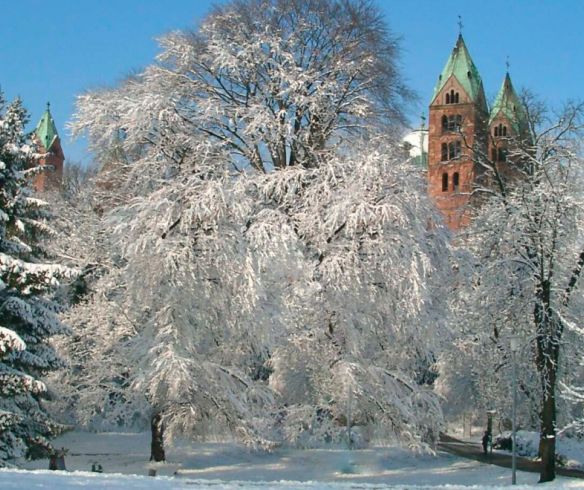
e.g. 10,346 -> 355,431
33,137 -> 64,192
428,76 -> 487,230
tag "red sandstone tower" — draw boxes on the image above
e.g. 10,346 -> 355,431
33,103 -> 64,192
428,35 -> 488,230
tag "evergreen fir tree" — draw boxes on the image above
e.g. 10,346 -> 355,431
0,92 -> 73,462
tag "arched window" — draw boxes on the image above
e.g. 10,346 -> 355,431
442,173 -> 449,192
492,148 -> 497,162
498,148 -> 507,162
442,115 -> 448,131
494,126 -> 499,137
445,141 -> 462,160
445,90 -> 459,104
441,143 -> 448,161
450,140 -> 461,159
445,115 -> 462,131
453,172 -> 460,191
502,125 -> 507,136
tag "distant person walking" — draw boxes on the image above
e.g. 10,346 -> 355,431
482,431 -> 490,455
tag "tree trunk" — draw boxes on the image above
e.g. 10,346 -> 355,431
538,361 -> 557,483
150,412 -> 165,462
534,278 -> 558,483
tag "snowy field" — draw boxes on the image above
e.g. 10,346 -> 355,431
0,432 -> 582,489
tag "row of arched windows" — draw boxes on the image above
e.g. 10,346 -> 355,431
445,89 -> 460,104
441,114 -> 462,132
493,124 -> 508,137
442,172 -> 460,192
441,140 -> 462,161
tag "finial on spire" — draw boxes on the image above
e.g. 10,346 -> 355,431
420,113 -> 426,129
505,56 -> 510,73
457,15 -> 463,34
46,101 -> 51,111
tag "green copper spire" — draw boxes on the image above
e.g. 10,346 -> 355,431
432,34 -> 485,104
489,72 -> 528,133
35,102 -> 59,151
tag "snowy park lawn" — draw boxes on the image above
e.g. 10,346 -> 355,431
0,431 -> 582,489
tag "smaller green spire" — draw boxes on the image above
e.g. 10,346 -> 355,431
35,102 -> 59,151
489,72 -> 528,134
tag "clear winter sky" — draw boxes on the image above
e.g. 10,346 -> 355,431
1,0 -> 582,166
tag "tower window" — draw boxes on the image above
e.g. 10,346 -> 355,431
494,123 -> 507,137
442,172 -> 449,192
449,115 -> 462,131
445,89 -> 459,104
442,115 -> 462,132
492,148 -> 497,162
498,148 -> 507,162
442,115 -> 448,131
441,143 -> 448,161
448,140 -> 462,159
453,172 -> 460,191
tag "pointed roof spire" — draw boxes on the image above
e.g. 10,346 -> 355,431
489,72 -> 528,133
432,33 -> 485,104
35,102 -> 59,151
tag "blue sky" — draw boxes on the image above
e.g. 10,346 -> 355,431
1,0 -> 582,165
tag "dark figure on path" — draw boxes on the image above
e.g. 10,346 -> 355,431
482,431 -> 490,455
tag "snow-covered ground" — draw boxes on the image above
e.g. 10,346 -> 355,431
0,431 -> 582,489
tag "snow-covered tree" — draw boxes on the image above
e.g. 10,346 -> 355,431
0,93 -> 73,462
41,169 -> 151,434
71,0 -> 411,173
442,100 -> 584,482
68,0 -> 450,455
245,139 -> 450,448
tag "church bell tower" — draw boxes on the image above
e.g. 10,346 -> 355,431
488,71 -> 531,182
33,102 -> 64,192
427,34 -> 488,230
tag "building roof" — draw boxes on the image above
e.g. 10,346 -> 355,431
35,102 -> 59,151
489,72 -> 529,133
432,34 -> 485,104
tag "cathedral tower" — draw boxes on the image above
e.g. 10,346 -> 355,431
488,72 -> 530,181
428,35 -> 488,230
33,103 -> 64,192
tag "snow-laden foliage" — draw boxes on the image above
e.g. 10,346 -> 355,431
70,0 -> 411,173
246,143 -> 449,447
438,101 -> 584,481
38,168 -> 150,432
67,0 -> 450,453
0,92 -> 75,463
